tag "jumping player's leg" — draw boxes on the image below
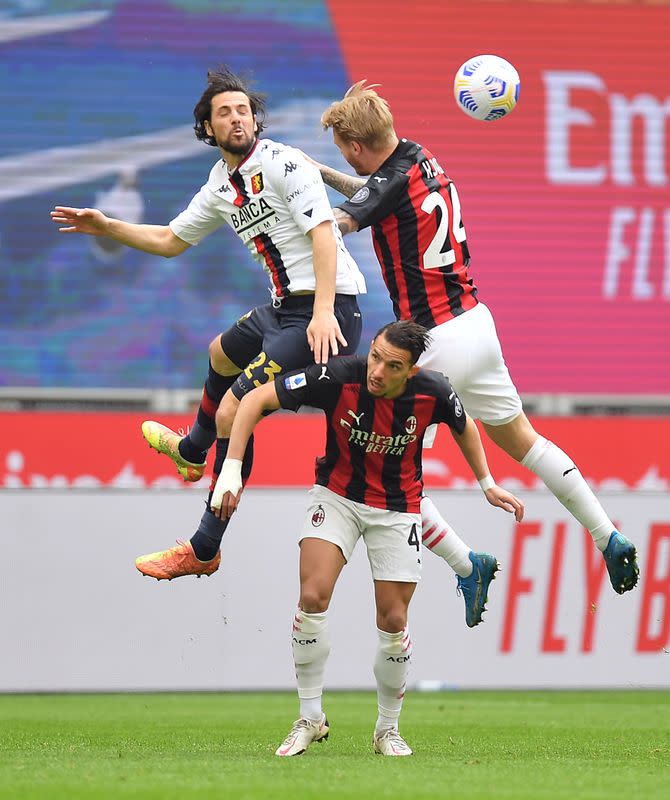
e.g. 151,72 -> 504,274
137,297 -> 362,580
482,411 -> 614,546
193,295 -> 363,560
189,320 -> 319,563
482,412 -> 638,594
412,310 -> 500,627
176,336 -> 245,465
186,387 -> 254,562
418,495 -> 472,575
141,310 -> 259,481
449,302 -> 637,595
135,311 -> 265,578
418,495 -> 500,627
213,294 -> 361,499
414,311 -> 498,582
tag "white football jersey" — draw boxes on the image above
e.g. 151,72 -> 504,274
169,137 -> 366,300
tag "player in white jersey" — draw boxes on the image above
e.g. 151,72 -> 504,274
170,137 -> 364,301
51,65 -> 366,580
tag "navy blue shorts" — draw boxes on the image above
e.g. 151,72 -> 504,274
220,293 -> 362,399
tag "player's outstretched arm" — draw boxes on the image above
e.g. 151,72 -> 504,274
50,206 -> 190,257
307,220 -> 348,364
210,382 -> 282,519
451,415 -> 525,522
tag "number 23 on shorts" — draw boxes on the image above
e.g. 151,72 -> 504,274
243,351 -> 282,388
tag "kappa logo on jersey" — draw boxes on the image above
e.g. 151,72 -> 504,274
311,505 -> 326,527
216,182 -> 231,193
350,186 -> 370,204
284,161 -> 298,176
250,173 -> 264,194
405,415 -> 417,435
284,372 -> 307,391
318,366 -> 330,381
373,176 -> 388,183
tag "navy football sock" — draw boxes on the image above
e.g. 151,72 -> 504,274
189,434 -> 254,560
178,438 -> 208,465
190,509 -> 230,561
178,363 -> 238,463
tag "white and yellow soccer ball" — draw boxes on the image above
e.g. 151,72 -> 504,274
453,54 -> 520,121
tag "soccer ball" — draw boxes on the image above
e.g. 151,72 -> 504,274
453,54 -> 520,121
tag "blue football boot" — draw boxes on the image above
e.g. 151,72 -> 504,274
456,552 -> 499,628
603,532 -> 639,594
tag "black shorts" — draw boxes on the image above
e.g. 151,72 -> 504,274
220,293 -> 362,399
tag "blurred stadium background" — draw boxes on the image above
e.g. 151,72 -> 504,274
1,0 -> 669,694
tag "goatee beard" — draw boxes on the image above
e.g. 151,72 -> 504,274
224,136 -> 256,156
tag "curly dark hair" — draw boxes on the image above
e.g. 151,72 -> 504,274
193,65 -> 267,147
373,320 -> 432,364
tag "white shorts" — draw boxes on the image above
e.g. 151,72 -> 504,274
299,485 -> 422,583
419,302 -> 523,426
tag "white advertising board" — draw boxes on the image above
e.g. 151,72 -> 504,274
1,489 -> 668,691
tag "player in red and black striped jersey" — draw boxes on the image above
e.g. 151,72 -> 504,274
212,320 -> 522,757
278,353 -> 463,514
313,81 -> 639,599
335,136 -> 476,330
212,321 -> 522,520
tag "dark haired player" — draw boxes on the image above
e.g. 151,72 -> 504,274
51,65 -> 366,579
213,320 -> 524,757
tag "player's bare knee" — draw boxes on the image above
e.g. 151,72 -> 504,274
377,609 -> 407,634
209,336 -> 243,377
299,585 -> 330,614
215,392 -> 238,436
484,412 -> 538,462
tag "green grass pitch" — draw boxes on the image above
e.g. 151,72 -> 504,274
1,691 -> 668,800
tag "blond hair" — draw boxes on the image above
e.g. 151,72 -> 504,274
321,80 -> 395,150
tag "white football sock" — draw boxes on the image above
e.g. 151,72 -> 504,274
373,627 -> 412,733
522,436 -> 614,551
421,495 -> 473,576
292,607 -> 330,721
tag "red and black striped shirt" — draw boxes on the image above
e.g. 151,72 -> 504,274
275,356 -> 466,513
339,139 -> 478,329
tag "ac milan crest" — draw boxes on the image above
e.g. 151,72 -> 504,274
311,504 -> 326,527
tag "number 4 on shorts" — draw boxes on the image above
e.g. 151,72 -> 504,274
407,524 -> 420,551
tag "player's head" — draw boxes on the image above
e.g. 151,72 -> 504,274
367,320 -> 431,398
193,65 -> 266,155
321,80 -> 397,175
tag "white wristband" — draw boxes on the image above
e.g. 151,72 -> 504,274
210,458 -> 243,510
478,475 -> 496,492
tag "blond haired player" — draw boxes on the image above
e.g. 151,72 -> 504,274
310,81 -> 638,596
